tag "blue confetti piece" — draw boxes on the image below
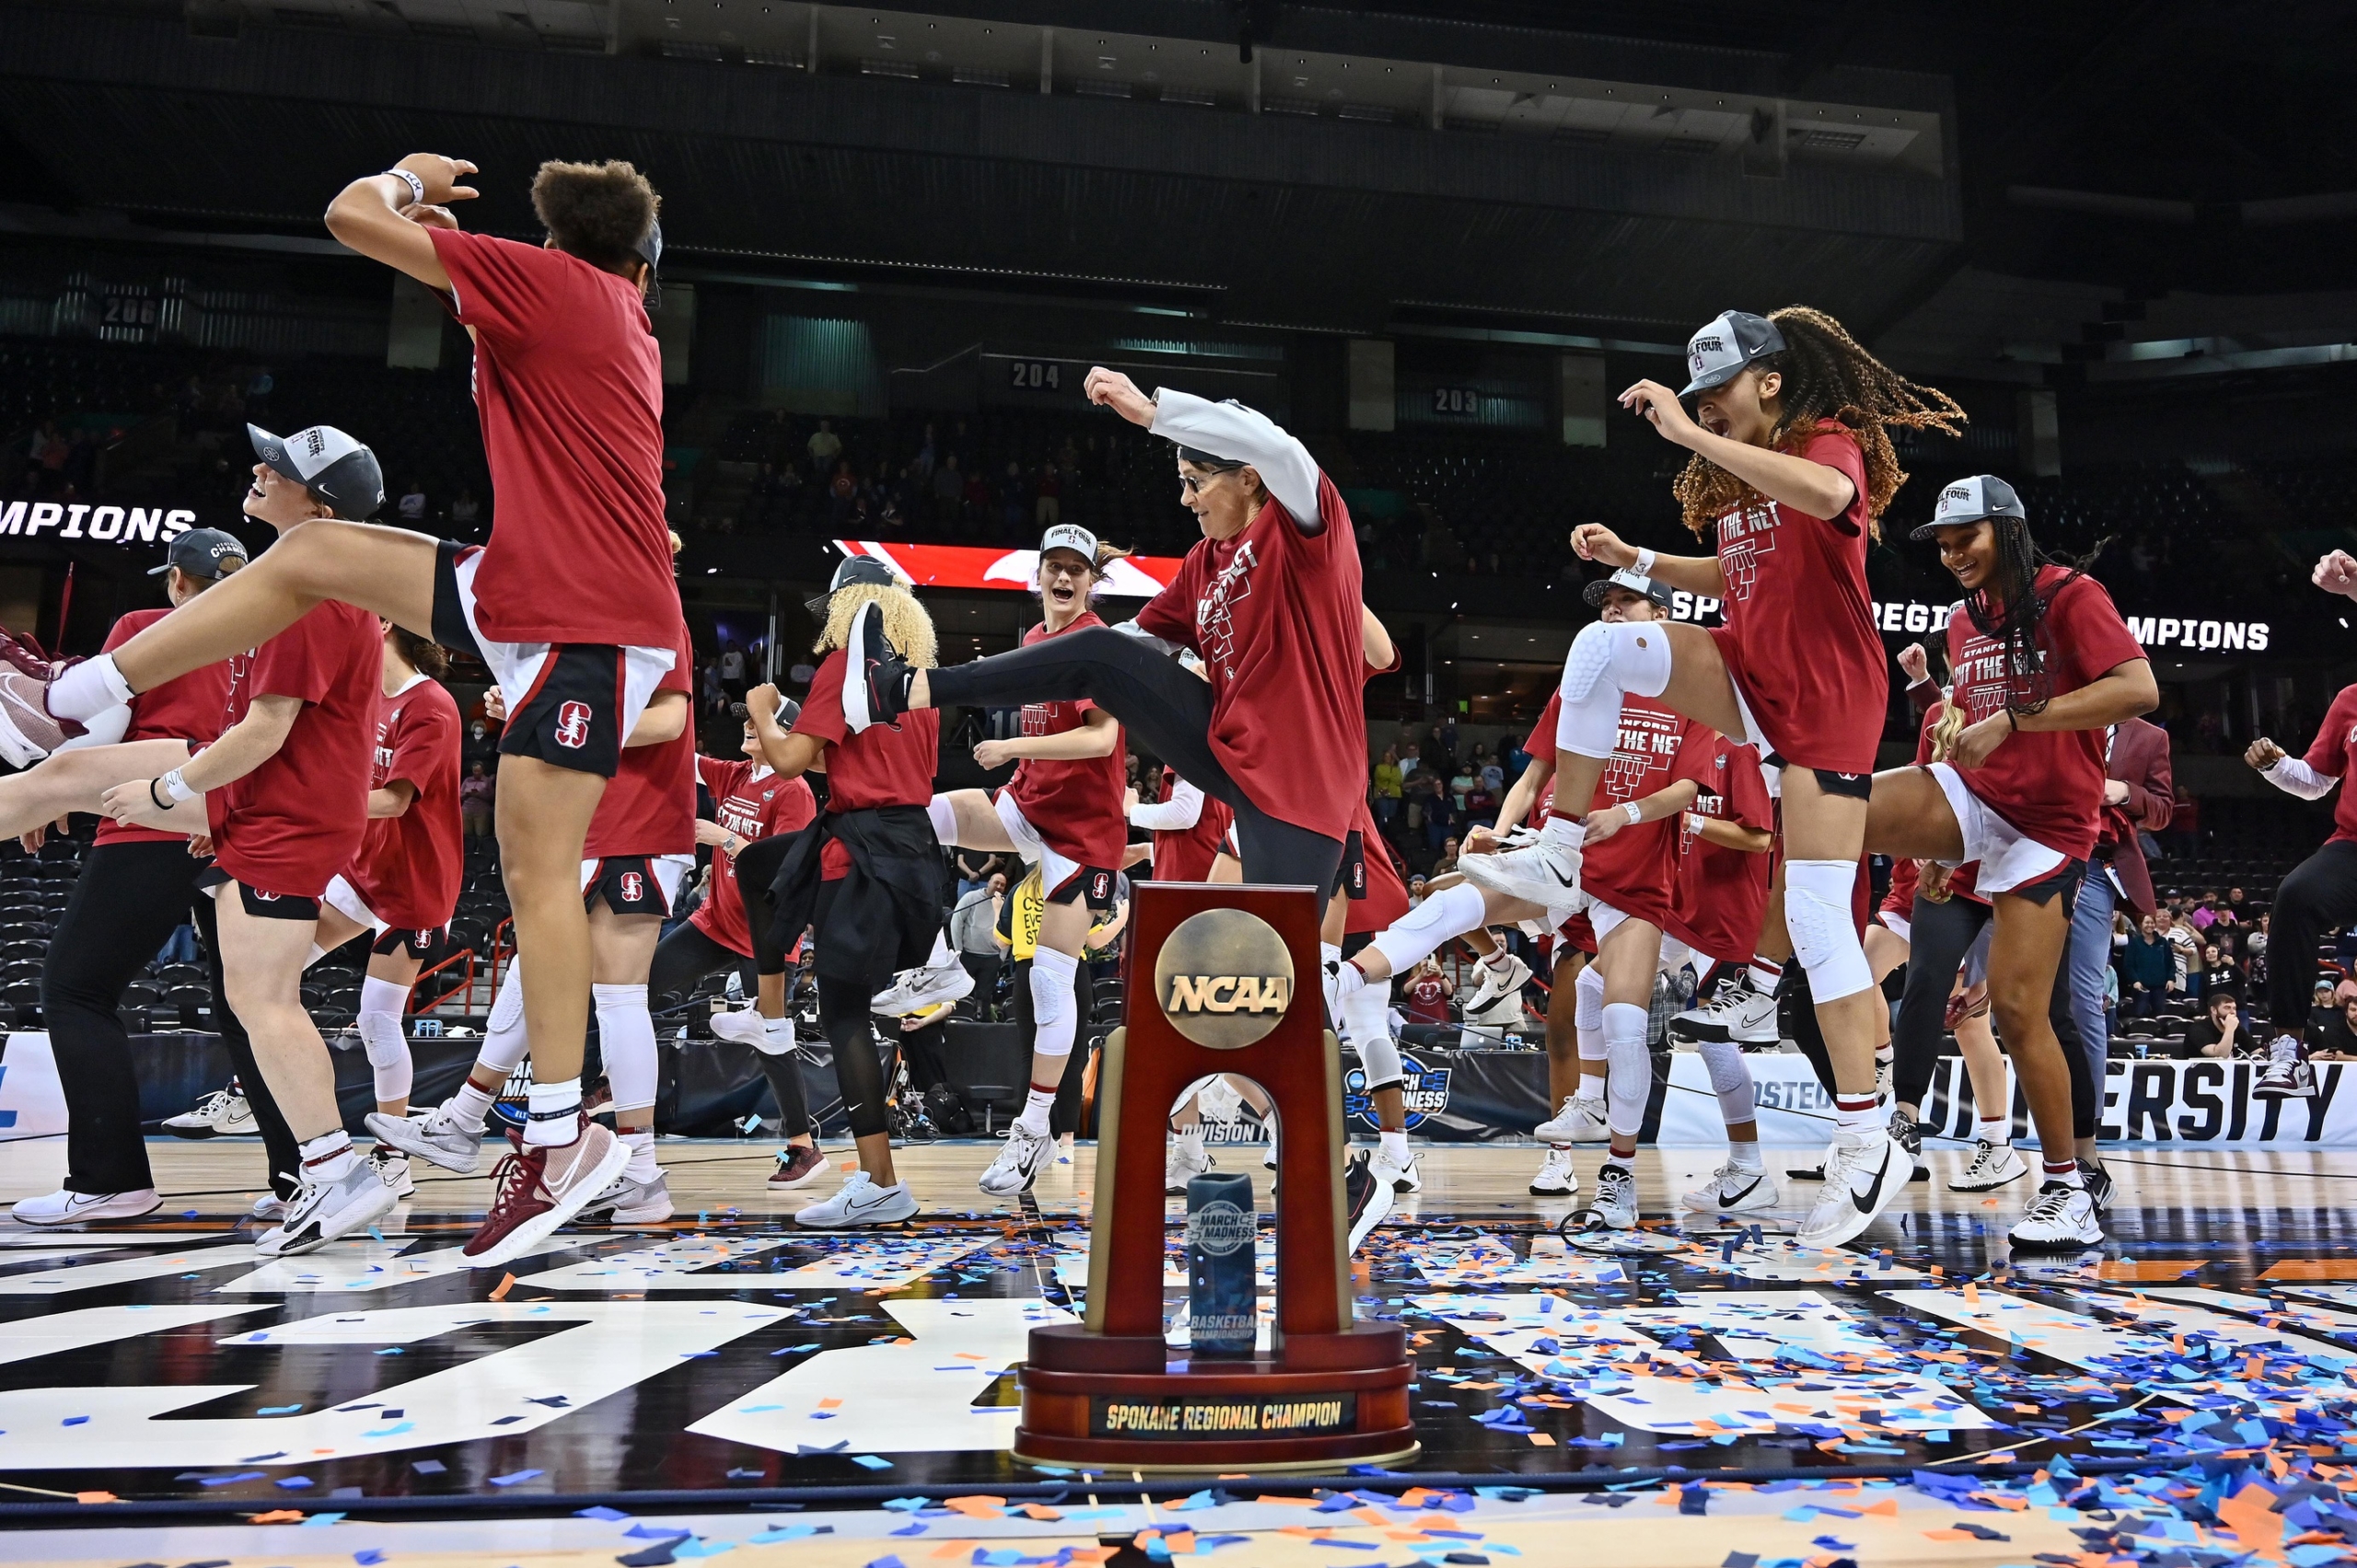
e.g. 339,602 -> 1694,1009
60,1416 -> 86,1426
302,1511 -> 347,1526
276,1477 -> 314,1490
259,1404 -> 303,1415
354,1552 -> 388,1566
487,1469 -> 543,1487
851,1455 -> 893,1469
411,1460 -> 445,1475
196,1471 -> 268,1487
576,1505 -> 630,1521
865,1557 -> 907,1568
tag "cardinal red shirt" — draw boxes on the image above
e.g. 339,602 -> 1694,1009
207,601 -> 381,899
1708,423 -> 1884,774
585,623 -> 696,861
1945,565 -> 2145,862
1132,472 -> 1365,841
347,674 -> 462,930
1004,611 -> 1128,869
1666,734 -> 1773,964
1402,974 -> 1451,1024
427,227 -> 679,649
96,607 -> 233,848
2299,685 -> 2357,847
1910,698 -> 1984,905
1525,691 -> 1715,929
691,756 -> 818,957
1345,795 -> 1411,935
1149,766 -> 1233,883
796,648 -> 942,877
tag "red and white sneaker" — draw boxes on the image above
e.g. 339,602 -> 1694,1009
0,668 -> 77,768
460,1117 -> 630,1266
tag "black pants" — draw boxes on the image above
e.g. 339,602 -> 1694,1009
813,880 -> 894,1140
1890,890 -> 2098,1140
645,906 -> 810,1140
924,627 -> 1345,893
2269,840 -> 2357,1036
45,841 -> 296,1197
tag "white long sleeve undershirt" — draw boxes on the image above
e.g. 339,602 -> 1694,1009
2265,756 -> 2339,800
1148,387 -> 1321,532
1128,777 -> 1205,831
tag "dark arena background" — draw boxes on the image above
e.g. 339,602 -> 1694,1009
5,3 -> 2357,1565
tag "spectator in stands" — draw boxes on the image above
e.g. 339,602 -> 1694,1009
397,479 -> 427,523
932,455 -> 962,528
2196,942 -> 2245,1003
807,418 -> 842,480
463,715 -> 497,769
1372,746 -> 1403,830
701,659 -> 725,714
718,641 -> 747,700
1400,957 -> 1454,1026
1407,875 -> 1427,909
828,461 -> 855,524
2312,995 -> 2357,1061
450,490 -> 481,531
459,761 -> 495,838
1479,747 -> 1504,798
2166,911 -> 2201,990
2191,891 -> 2221,931
1397,729 -> 1421,779
949,870 -> 1007,1012
1448,760 -> 1476,814
914,424 -> 938,479
1433,715 -> 1459,780
955,848 -> 1004,901
2119,912 -> 2177,1017
2180,993 -> 2249,1060
1036,460 -> 1061,528
1434,835 -> 1460,877
2227,886 -> 2250,922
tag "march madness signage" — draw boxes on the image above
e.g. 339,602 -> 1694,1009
1343,1051 -> 1454,1132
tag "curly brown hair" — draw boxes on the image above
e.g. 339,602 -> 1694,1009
390,624 -> 450,679
1669,306 -> 1965,541
530,159 -> 660,274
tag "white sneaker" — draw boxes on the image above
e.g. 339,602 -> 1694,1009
1344,1152 -> 1392,1254
1874,1051 -> 1894,1101
1680,1161 -> 1779,1214
1667,980 -> 1779,1046
1165,1134 -> 1212,1196
250,1192 -> 287,1219
980,1125 -> 1053,1198
585,1169 -> 674,1224
1464,953 -> 1531,1014
163,1089 -> 256,1139
871,959 -> 976,1017
1529,1147 -> 1579,1197
2253,1038 -> 2317,1099
1948,1139 -> 2028,1192
366,1103 -> 487,1175
2009,1180 -> 2103,1250
10,1187 -> 161,1225
1457,836 -> 1582,907
0,669 -> 70,768
1262,1140 -> 1277,1171
795,1170 -> 918,1228
1796,1130 -> 1906,1249
1533,1095 -> 1609,1144
711,1009 -> 790,1049
1370,1143 -> 1422,1193
259,1156 -> 399,1258
1575,1163 -> 1638,1231
368,1144 -> 415,1199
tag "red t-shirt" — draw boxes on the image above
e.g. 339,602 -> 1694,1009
1880,854 -> 1921,920
1401,974 -> 1452,1025
584,624 -> 696,861
207,601 -> 381,900
796,648 -> 942,877
347,674 -> 462,930
1004,611 -> 1128,870
1525,691 -> 1715,929
1133,472 -> 1366,841
1149,766 -> 1233,884
1706,424 -> 1884,774
1666,735 -> 1773,964
96,608 -> 232,848
691,756 -> 818,958
1910,698 -> 1984,905
1945,565 -> 2145,862
427,228 -> 679,649
1345,794 -> 1411,935
2300,685 -> 2357,847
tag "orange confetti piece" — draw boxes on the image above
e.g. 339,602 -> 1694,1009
1963,1282 -> 1980,1304
817,1398 -> 842,1411
488,1272 -> 517,1301
246,1510 -> 306,1524
1019,1505 -> 1064,1521
1256,1494 -> 1319,1506
74,1492 -> 117,1504
1860,1497 -> 1899,1517
1922,1529 -> 1975,1542
2217,1481 -> 2287,1561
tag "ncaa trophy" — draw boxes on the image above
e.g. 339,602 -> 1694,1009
1010,881 -> 1419,1469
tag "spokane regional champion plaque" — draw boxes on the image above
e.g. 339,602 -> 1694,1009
1009,881 -> 1419,1470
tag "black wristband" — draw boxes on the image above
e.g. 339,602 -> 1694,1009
148,777 -> 170,810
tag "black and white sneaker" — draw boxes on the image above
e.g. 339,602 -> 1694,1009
258,1156 -> 398,1259
843,601 -> 911,735
2083,1164 -> 2116,1213
1573,1163 -> 1639,1231
1796,1129 -> 1904,1249
2008,1180 -> 2103,1251
1949,1138 -> 2028,1191
1528,1147 -> 1579,1197
1667,979 -> 1780,1047
979,1125 -> 1053,1197
1680,1161 -> 1778,1214
1344,1151 -> 1392,1254
1887,1106 -> 1931,1183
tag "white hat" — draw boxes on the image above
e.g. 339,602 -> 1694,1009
1039,523 -> 1100,565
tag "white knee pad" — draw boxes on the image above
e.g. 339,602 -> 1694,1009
1341,981 -> 1389,1052
358,977 -> 412,1104
476,963 -> 529,1076
1369,882 -> 1487,976
1028,947 -> 1079,1060
1783,858 -> 1875,1003
926,794 -> 958,843
1574,964 -> 1606,1033
1358,1026 -> 1404,1094
1697,1039 -> 1757,1128
1556,620 -> 1676,761
593,982 -> 658,1113
1602,1002 -> 1651,1139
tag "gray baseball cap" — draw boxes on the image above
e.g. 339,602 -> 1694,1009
248,424 -> 385,519
1584,566 -> 1675,610
147,527 -> 249,580
1910,474 -> 2026,540
1679,310 -> 1787,397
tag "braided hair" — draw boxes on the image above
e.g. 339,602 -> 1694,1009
1672,306 -> 1966,540
1960,518 -> 2107,719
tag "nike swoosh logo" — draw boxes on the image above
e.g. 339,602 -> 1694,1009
1723,1177 -> 1761,1204
1851,1152 -> 1888,1214
1550,865 -> 1578,888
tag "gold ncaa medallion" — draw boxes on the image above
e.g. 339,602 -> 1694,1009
1154,907 -> 1296,1050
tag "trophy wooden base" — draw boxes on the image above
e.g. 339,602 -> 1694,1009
1009,1322 -> 1422,1471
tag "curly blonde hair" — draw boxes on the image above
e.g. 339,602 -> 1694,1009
1671,306 -> 1966,542
814,583 -> 937,668
1928,692 -> 1968,762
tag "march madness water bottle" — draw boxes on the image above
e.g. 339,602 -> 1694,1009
1185,1171 -> 1257,1358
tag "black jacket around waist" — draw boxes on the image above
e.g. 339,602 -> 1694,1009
766,805 -> 944,989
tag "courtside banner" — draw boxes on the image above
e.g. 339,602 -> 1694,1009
835,540 -> 1185,598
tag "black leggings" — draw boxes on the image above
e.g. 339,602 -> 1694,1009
44,841 -> 297,1197
1891,891 -> 2098,1140
2268,840 -> 2357,1034
645,911 -> 811,1141
924,626 -> 1345,893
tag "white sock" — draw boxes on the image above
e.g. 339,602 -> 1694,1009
1320,941 -> 1343,975
1727,1138 -> 1764,1173
1016,1086 -> 1057,1137
299,1130 -> 356,1182
1480,948 -> 1513,971
1834,1093 -> 1887,1138
358,976 -> 413,1105
1332,961 -> 1367,1000
48,653 -> 133,720
449,1079 -> 496,1132
1378,1129 -> 1409,1163
525,1075 -> 583,1147
1747,956 -> 1783,994
1538,813 -> 1585,853
927,931 -> 954,969
621,1127 -> 659,1182
1975,1116 -> 2010,1146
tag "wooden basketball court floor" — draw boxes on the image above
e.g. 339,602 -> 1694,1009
2,1133 -> 2355,1567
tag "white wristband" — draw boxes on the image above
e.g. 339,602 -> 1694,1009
1633,548 -> 1657,578
1622,801 -> 1643,827
384,168 -> 426,205
160,768 -> 195,803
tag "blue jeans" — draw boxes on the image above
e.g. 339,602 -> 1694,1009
2067,869 -> 2118,1094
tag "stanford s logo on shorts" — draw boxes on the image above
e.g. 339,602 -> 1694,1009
620,871 -> 646,904
252,889 -> 278,901
554,701 -> 594,749
1091,872 -> 1112,902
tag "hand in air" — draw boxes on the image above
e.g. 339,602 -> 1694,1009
483,686 -> 506,724
1897,643 -> 1930,685
694,819 -> 733,849
2246,738 -> 2285,771
973,738 -> 1018,770
391,154 -> 480,206
1950,713 -> 2014,769
1580,805 -> 1630,843
2315,550 -> 2357,598
1570,524 -> 1635,568
1083,367 -> 1155,428
1618,379 -> 1701,446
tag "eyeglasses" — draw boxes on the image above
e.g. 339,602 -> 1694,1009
1179,470 -> 1233,497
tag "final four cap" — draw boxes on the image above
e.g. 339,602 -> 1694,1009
1039,522 -> 1099,564
146,527 -> 248,579
1678,310 -> 1787,397
1583,566 -> 1676,610
247,424 -> 385,519
636,218 -> 663,311
1910,473 -> 2026,540
805,552 -> 902,615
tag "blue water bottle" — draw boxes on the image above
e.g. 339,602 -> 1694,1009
1185,1171 -> 1258,1359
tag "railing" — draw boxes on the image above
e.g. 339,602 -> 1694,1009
406,916 -> 516,1018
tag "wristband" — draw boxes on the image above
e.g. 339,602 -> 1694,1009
1622,801 -> 1643,827
385,168 -> 426,205
160,768 -> 195,803
1633,548 -> 1657,578
148,777 -> 170,811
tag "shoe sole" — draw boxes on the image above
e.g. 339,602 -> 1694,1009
769,1160 -> 832,1190
1681,1191 -> 1780,1214
610,1201 -> 675,1224
467,1135 -> 633,1268
1528,1183 -> 1577,1197
1796,1144 -> 1907,1249
162,1124 -> 221,1140
261,1179 -> 401,1259
365,1111 -> 483,1175
1949,1167 -> 2029,1191
872,979 -> 978,1017
13,1197 -> 164,1226
2007,1225 -> 2105,1252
